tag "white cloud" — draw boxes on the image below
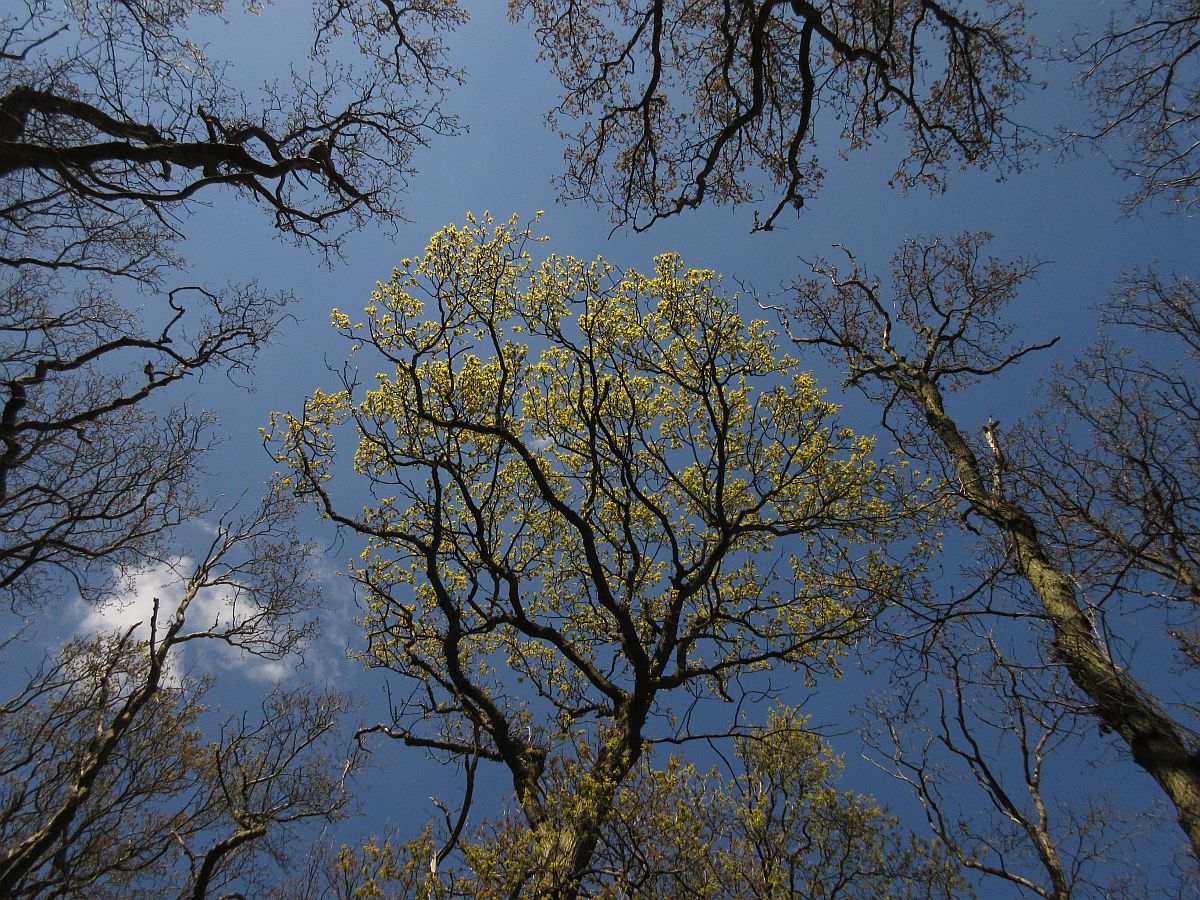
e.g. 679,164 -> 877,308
75,557 -> 191,639
72,556 -> 292,684
299,555 -> 359,684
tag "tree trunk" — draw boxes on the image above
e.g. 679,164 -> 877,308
914,375 -> 1200,859
522,719 -> 645,897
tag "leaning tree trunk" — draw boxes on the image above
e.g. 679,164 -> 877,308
912,374 -> 1200,859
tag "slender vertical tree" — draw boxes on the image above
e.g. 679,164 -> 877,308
787,233 -> 1200,860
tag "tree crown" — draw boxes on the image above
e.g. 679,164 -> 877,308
268,218 -> 936,895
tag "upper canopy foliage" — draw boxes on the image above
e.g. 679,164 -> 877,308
0,0 -> 466,280
270,214 -> 936,892
513,0 -> 1032,231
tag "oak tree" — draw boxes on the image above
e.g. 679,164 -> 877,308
551,706 -> 961,898
0,2 -> 466,883
270,214 -> 935,896
508,0 -> 1200,886
0,0 -> 467,608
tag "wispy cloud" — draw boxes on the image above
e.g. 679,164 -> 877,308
301,555 -> 360,684
72,556 -> 291,683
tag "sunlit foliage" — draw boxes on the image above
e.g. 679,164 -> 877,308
270,214 -> 936,894
335,707 -> 961,898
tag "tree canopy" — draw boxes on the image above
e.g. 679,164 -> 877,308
1072,0 -> 1200,211
4,0 -> 1199,894
269,213 -> 936,895
323,705 -> 962,898
514,0 -> 1032,230
788,231 -> 1200,869
0,0 -> 466,276
0,0 -> 467,892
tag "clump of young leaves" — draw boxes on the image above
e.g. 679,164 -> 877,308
336,707 -> 962,898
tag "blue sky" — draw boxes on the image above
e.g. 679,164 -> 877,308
31,0 -> 1200,891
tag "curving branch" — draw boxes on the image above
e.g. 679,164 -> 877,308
515,0 -> 1032,231
0,0 -> 466,276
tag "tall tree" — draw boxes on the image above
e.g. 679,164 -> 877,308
786,233 -> 1200,859
0,0 -> 466,605
0,492 -> 355,897
513,0 -> 1032,230
269,214 -> 935,896
0,0 -> 466,889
